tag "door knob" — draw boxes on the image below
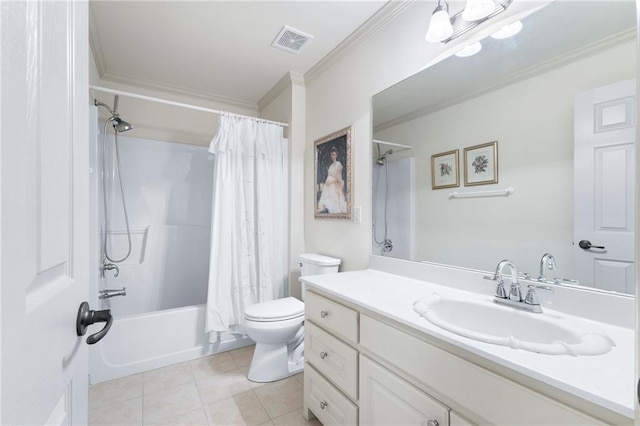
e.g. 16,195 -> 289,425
76,301 -> 113,344
578,240 -> 605,250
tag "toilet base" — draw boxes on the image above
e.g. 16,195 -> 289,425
247,342 -> 304,383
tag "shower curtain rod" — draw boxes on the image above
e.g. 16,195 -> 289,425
89,85 -> 289,128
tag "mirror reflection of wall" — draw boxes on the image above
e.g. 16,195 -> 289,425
372,1 -> 637,294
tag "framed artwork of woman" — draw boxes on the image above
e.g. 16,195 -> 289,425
314,126 -> 352,220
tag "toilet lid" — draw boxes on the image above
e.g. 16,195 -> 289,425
244,297 -> 304,322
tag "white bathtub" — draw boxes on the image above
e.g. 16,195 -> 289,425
88,116 -> 252,385
89,304 -> 252,384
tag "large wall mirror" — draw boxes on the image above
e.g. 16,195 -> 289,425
372,1 -> 637,295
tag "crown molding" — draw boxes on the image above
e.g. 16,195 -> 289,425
258,71 -> 305,111
374,28 -> 637,133
304,0 -> 415,85
100,70 -> 259,112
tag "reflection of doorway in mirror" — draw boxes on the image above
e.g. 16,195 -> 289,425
574,79 -> 636,295
373,157 -> 415,259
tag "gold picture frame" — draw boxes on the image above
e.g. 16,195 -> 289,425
431,149 -> 459,189
314,126 -> 352,220
464,141 -> 498,186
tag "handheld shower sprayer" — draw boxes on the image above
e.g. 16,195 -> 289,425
95,94 -> 134,267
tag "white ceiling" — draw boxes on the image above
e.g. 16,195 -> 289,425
90,0 -> 389,109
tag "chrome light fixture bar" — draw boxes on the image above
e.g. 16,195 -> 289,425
426,0 -> 514,44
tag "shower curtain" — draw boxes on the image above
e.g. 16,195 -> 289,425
206,115 -> 287,339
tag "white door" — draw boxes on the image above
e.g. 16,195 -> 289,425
1,1 -> 90,424
574,79 -> 636,294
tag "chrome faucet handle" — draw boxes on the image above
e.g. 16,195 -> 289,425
495,280 -> 508,299
524,285 -> 540,306
509,284 -> 523,302
524,284 -> 554,306
102,262 -> 120,278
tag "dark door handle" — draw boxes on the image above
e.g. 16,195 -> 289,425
76,301 -> 113,344
578,240 -> 605,250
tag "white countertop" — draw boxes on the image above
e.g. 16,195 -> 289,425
301,268 -> 634,419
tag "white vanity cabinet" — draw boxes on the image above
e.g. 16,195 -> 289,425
359,354 -> 449,426
304,290 -> 359,425
359,314 -> 608,425
302,284 -> 624,426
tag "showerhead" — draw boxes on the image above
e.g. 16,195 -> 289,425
95,97 -> 134,132
375,149 -> 393,166
112,117 -> 133,132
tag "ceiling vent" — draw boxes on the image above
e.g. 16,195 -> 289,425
271,26 -> 313,54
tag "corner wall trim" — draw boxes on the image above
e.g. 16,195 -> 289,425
258,71 -> 305,111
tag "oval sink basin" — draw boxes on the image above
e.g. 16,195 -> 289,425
413,294 -> 615,356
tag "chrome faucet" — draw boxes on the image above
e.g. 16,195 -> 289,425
101,258 -> 120,278
493,259 -> 521,301
99,287 -> 127,299
537,253 -> 557,282
490,259 -> 550,313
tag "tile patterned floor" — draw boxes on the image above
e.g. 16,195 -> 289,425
89,346 -> 322,426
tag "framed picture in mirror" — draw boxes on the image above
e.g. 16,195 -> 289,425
314,126 -> 352,220
431,149 -> 459,189
464,141 -> 498,186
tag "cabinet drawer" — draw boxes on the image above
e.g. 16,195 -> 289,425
306,321 -> 358,399
360,355 -> 449,426
360,314 -> 605,425
306,291 -> 358,343
305,363 -> 358,426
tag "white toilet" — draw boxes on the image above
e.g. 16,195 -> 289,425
243,253 -> 341,383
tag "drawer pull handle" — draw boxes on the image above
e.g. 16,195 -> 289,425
320,310 -> 328,318
320,401 -> 328,410
426,420 -> 439,426
320,351 -> 328,359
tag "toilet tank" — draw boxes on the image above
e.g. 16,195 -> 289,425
299,253 -> 341,277
299,253 -> 341,301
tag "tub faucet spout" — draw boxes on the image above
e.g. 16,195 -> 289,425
99,287 -> 127,299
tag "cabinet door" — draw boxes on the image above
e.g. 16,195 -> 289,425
450,412 -> 475,426
360,355 -> 449,426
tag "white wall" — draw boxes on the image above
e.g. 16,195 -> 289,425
374,41 -> 636,278
260,73 -> 307,299
304,1 -> 548,271
89,54 -> 259,147
100,134 -> 214,317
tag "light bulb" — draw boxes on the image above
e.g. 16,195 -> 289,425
462,0 -> 496,22
455,41 -> 482,57
425,5 -> 453,43
490,20 -> 523,39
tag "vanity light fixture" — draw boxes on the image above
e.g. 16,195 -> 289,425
462,0 -> 498,22
425,0 -> 454,42
454,41 -> 483,57
490,20 -> 523,39
425,0 -> 513,44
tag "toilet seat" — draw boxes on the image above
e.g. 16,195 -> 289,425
244,297 -> 304,322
